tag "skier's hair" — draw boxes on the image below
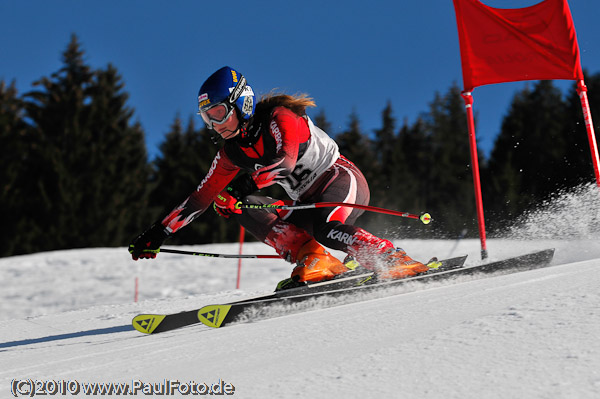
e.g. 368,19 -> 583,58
256,92 -> 316,117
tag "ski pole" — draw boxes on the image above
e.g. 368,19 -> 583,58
238,202 -> 432,224
159,248 -> 281,259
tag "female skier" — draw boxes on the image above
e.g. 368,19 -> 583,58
129,66 -> 429,289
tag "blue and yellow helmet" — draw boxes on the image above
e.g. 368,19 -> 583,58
197,66 -> 255,128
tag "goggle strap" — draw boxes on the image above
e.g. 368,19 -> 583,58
228,75 -> 246,105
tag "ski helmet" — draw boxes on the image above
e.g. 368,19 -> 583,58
197,66 -> 255,129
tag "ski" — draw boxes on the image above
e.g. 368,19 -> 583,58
131,255 -> 465,334
132,249 -> 554,334
193,248 -> 554,329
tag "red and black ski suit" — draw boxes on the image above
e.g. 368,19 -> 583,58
160,105 -> 392,262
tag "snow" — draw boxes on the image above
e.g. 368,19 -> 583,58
1,185 -> 600,398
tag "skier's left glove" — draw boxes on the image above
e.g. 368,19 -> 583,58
213,191 -> 242,218
129,223 -> 170,260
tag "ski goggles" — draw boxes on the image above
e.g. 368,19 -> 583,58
199,102 -> 235,129
198,76 -> 247,129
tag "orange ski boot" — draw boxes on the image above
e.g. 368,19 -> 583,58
265,221 -> 350,290
378,248 -> 430,279
291,239 -> 349,283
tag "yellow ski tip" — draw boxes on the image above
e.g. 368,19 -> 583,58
344,258 -> 361,271
132,314 -> 166,334
420,213 -> 432,224
198,305 -> 232,328
426,259 -> 443,270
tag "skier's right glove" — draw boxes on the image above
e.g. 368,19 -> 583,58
129,223 -> 170,260
213,191 -> 242,218
213,174 -> 258,218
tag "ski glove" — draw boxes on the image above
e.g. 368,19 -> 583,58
129,222 -> 170,260
213,190 -> 242,218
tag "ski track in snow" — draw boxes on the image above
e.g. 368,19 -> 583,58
0,238 -> 599,398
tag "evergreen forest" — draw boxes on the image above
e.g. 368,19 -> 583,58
1,36 -> 598,257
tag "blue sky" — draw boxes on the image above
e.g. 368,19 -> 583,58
1,0 -> 598,161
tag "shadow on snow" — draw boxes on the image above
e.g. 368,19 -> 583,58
0,324 -> 133,349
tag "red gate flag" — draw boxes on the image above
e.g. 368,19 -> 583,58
453,0 -> 583,90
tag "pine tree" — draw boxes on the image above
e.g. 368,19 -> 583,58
423,84 -> 479,236
371,102 -> 396,207
312,109 -> 333,134
336,110 -> 378,192
374,101 -> 396,169
22,34 -> 150,252
85,64 -> 150,246
0,81 -> 34,256
486,80 -> 568,225
562,71 -> 600,186
393,117 -> 430,213
22,35 -> 95,251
